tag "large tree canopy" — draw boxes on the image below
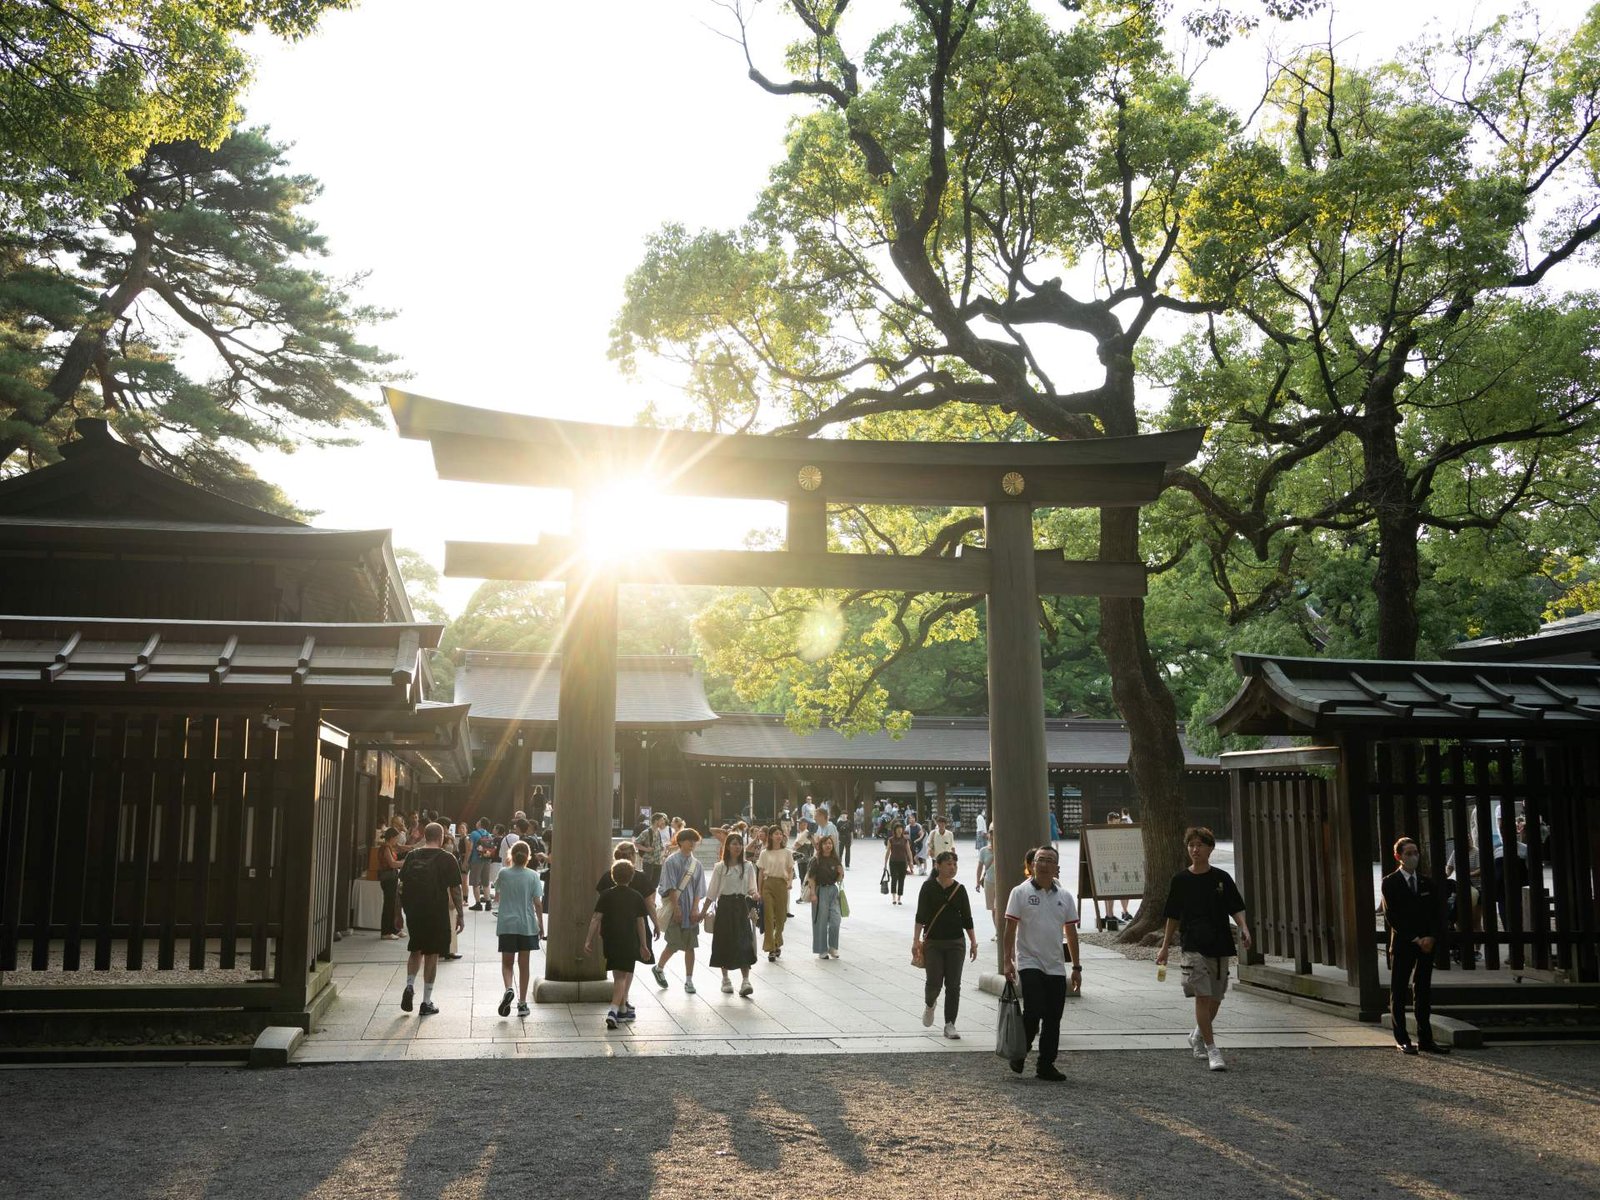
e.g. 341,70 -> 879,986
0,0 -> 355,226
1165,11 -> 1600,658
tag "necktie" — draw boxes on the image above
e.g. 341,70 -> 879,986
1409,874 -> 1417,896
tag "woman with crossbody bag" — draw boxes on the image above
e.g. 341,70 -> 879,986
913,849 -> 978,1039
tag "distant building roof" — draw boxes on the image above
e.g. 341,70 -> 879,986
677,713 -> 1220,774
1449,610 -> 1600,665
1213,653 -> 1600,737
455,651 -> 719,730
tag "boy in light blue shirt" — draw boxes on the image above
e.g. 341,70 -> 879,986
494,841 -> 545,1017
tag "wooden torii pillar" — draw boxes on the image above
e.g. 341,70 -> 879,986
387,388 -> 1202,993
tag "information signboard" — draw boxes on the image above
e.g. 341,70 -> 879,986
1080,823 -> 1146,901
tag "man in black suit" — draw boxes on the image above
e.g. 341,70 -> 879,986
1382,836 -> 1450,1055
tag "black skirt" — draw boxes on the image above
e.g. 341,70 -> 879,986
709,894 -> 757,969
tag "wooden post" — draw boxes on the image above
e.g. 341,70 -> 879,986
985,499 -> 1049,967
1336,735 -> 1383,1018
936,779 -> 948,820
539,549 -> 618,993
275,703 -> 322,1013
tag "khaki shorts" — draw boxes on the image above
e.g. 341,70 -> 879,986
1181,952 -> 1230,999
664,922 -> 700,953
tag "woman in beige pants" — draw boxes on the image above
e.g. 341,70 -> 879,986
756,824 -> 795,961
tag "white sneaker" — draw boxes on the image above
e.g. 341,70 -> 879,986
944,1023 -> 960,1040
720,977 -> 734,994
922,1005 -> 935,1028
1207,1045 -> 1227,1072
828,950 -> 840,959
739,980 -> 753,998
1188,1029 -> 1206,1059
684,978 -> 697,995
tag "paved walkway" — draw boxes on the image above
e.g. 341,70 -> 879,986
299,840 -> 1390,1063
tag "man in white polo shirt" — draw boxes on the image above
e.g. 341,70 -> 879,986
1002,845 -> 1081,1082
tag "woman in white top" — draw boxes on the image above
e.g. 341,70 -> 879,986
707,832 -> 761,996
756,824 -> 795,962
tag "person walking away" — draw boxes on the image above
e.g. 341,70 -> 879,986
884,822 -> 911,904
975,830 -> 1000,941
708,832 -> 760,996
586,860 -> 652,1029
653,829 -> 707,993
494,840 -> 545,1017
466,819 -> 494,910
1154,826 -> 1253,1072
398,823 -> 465,1016
757,825 -> 795,961
915,850 -> 977,1038
1382,836 -> 1450,1055
907,814 -> 927,875
1001,844 -> 1081,1081
376,828 -> 402,940
484,824 -> 506,913
807,835 -> 845,959
838,811 -> 854,868
598,842 -> 658,1024
791,824 -> 815,902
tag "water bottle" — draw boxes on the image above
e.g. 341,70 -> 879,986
1156,962 -> 1167,983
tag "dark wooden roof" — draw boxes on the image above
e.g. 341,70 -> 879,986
0,419 -> 297,527
0,517 -> 391,559
678,713 -> 1221,774
455,651 -> 719,730
387,388 -> 1203,508
1449,611 -> 1600,665
1212,653 -> 1600,737
0,616 -> 444,707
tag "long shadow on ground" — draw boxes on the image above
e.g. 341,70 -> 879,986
3,1045 -> 1597,1199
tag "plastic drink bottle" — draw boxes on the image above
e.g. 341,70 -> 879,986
1156,962 -> 1167,982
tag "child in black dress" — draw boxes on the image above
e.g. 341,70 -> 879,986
585,859 -> 651,1029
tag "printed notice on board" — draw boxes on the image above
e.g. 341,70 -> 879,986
1083,825 -> 1146,900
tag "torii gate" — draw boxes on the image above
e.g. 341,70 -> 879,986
388,388 -> 1201,999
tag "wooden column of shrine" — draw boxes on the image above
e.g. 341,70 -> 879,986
535,550 -> 618,997
985,499 -> 1050,964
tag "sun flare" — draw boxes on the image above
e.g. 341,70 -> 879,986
576,476 -> 673,564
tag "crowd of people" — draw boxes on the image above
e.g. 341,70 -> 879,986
371,798 -> 1291,1082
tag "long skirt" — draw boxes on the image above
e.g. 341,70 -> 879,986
709,895 -> 757,970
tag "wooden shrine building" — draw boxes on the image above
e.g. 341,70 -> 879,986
0,420 -> 466,1049
454,649 -> 1232,833
1214,653 -> 1599,1035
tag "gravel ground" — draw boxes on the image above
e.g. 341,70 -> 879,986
4,1045 -> 1596,1199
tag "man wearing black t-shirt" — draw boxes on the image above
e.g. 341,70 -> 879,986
1155,826 -> 1252,1072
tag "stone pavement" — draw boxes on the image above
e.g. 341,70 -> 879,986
297,840 -> 1392,1063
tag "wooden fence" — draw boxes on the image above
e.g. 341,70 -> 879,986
0,704 -> 341,1014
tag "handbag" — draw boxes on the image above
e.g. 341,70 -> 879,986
880,865 -> 890,895
913,885 -> 961,967
995,979 -> 1028,1061
838,888 -> 850,919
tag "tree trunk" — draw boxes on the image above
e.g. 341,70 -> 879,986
1098,506 -> 1189,942
0,223 -> 153,467
1361,415 -> 1422,659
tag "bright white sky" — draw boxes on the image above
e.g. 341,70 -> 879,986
237,0 -> 1592,615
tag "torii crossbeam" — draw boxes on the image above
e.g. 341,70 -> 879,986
388,388 -> 1202,995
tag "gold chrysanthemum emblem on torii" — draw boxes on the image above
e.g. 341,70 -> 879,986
797,465 -> 822,491
1001,471 -> 1025,496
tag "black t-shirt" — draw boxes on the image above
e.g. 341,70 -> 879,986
593,883 -> 648,942
808,857 -> 843,887
915,878 -> 974,940
1163,867 -> 1246,957
399,846 -> 458,909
